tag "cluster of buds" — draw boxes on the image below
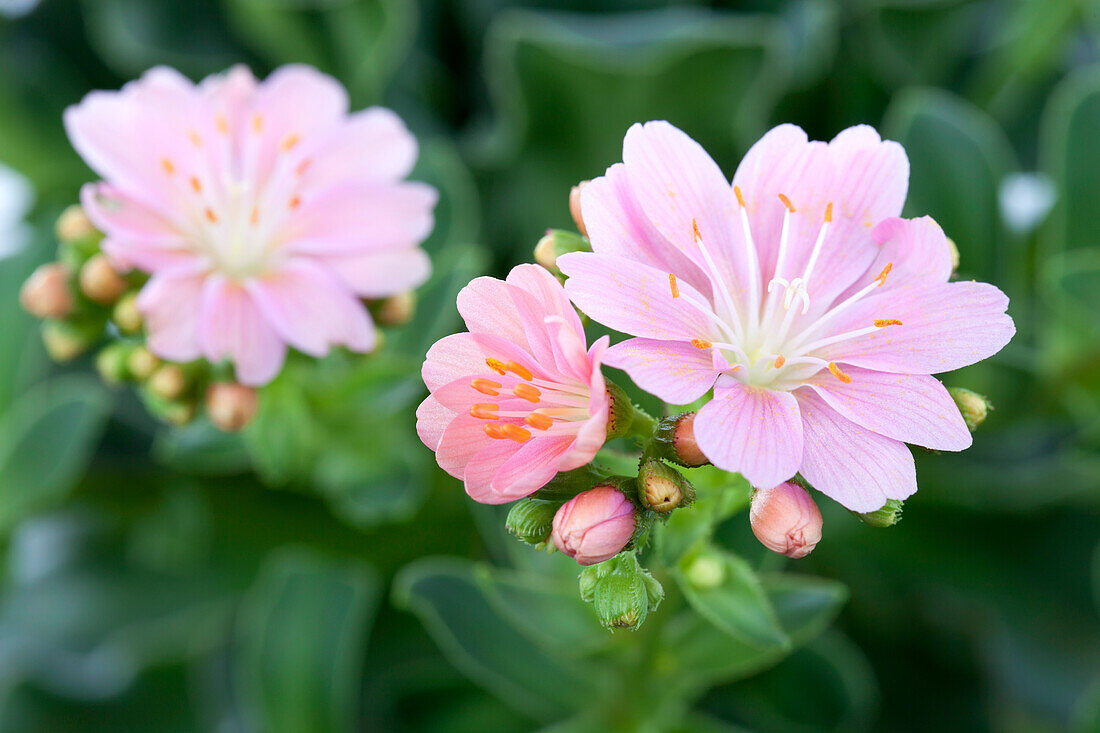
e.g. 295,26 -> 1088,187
579,553 -> 664,631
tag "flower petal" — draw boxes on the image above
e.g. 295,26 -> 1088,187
300,107 -> 419,192
317,247 -> 431,298
287,182 -> 437,253
416,395 -> 455,452
603,338 -> 720,405
803,367 -> 971,451
197,274 -> 288,386
693,380 -> 803,488
796,390 -> 916,512
136,265 -> 208,362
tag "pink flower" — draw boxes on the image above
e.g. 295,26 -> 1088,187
749,482 -> 823,559
559,122 -> 1015,512
552,487 -> 636,565
416,264 -> 610,504
65,65 -> 436,386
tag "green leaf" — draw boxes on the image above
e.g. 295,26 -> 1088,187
152,421 -> 252,477
237,548 -> 381,733
393,558 -> 608,722
655,468 -> 750,565
0,375 -> 112,533
883,87 -> 1017,282
243,365 -> 321,486
0,250 -> 48,413
1041,64 -> 1100,255
674,546 -> 788,650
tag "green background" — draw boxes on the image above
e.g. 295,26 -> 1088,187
1,0 -> 1099,730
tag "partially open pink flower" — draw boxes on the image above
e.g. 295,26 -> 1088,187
559,122 -> 1015,512
416,264 -> 610,504
65,65 -> 436,386
552,486 -> 636,565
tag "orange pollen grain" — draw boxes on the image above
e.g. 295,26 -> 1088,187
501,424 -> 532,443
295,159 -> 311,177
513,384 -> 541,403
875,262 -> 893,286
161,158 -> 175,175
774,355 -> 786,369
506,361 -> 533,381
734,185 -> 746,208
205,207 -> 218,223
251,114 -> 264,133
188,130 -> 203,147
470,403 -> 499,420
281,133 -> 301,151
691,339 -> 712,350
669,273 -> 680,298
288,195 -> 301,210
525,413 -> 554,430
471,378 -> 501,396
778,193 -> 796,213
250,207 -> 260,226
485,358 -> 507,375
190,176 -> 202,193
692,219 -> 702,243
216,115 -> 229,134
828,362 -> 852,384
824,202 -> 834,223
874,319 -> 903,327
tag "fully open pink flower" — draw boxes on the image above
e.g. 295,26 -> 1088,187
65,65 -> 436,386
559,121 -> 1015,512
417,264 -> 610,504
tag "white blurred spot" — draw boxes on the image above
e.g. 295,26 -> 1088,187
0,162 -> 34,260
999,172 -> 1056,235
0,0 -> 41,18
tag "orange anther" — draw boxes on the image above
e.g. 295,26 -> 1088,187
485,358 -> 507,375
288,195 -> 301,210
513,384 -> 541,403
161,158 -> 175,175
874,319 -> 903,327
250,207 -> 260,226
506,361 -> 533,381
691,339 -> 712,350
471,378 -> 501,396
525,413 -> 554,430
188,130 -> 203,147
669,273 -> 680,299
190,176 -> 202,193
874,262 -> 893,287
828,362 -> 852,384
778,193 -> 795,213
734,185 -> 746,208
470,403 -> 499,420
295,159 -> 311,177
205,207 -> 218,223
824,202 -> 834,223
692,219 -> 702,243
484,423 -> 508,439
251,114 -> 264,133
501,424 -> 532,443
216,115 -> 229,134
281,133 -> 301,151
773,355 -> 786,369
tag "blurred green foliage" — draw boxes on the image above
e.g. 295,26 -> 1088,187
1,0 -> 1099,731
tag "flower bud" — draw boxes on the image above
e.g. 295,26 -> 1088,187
581,553 -> 662,631
143,390 -> 196,426
95,342 -> 133,385
20,263 -> 74,319
533,229 -> 591,275
55,205 -> 97,243
506,497 -> 561,546
948,387 -> 990,432
205,382 -> 259,432
946,236 -> 960,274
148,363 -> 188,401
569,180 -> 589,236
127,345 -> 159,380
41,320 -> 97,362
604,381 -> 635,440
653,412 -> 710,467
749,482 -> 822,559
684,552 -> 725,590
111,292 -> 142,333
552,486 -> 636,566
855,498 -> 904,527
637,458 -> 694,513
371,291 -> 415,326
79,253 -> 127,305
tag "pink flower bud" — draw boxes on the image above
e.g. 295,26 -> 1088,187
749,482 -> 822,559
672,412 -> 709,467
569,180 -> 589,236
551,486 -> 635,566
20,263 -> 73,319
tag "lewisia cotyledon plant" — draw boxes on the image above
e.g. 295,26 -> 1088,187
417,264 -> 611,504
66,65 -> 436,385
559,121 -> 1015,512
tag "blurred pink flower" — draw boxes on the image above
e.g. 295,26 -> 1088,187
559,122 -> 1015,512
417,264 -> 610,504
552,486 -> 636,566
66,65 -> 436,386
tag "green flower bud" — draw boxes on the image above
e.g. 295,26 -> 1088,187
78,253 -> 128,305
142,388 -> 196,426
127,345 -> 160,381
533,229 -> 591,275
506,498 -> 561,545
604,381 -> 635,440
96,342 -> 133,385
855,498 -> 904,528
652,412 -> 710,467
148,364 -> 190,401
578,564 -> 601,603
684,552 -> 725,590
946,237 -> 960,274
948,387 -> 991,432
112,292 -> 143,334
637,458 -> 694,513
370,291 -> 416,326
55,204 -> 98,244
41,319 -> 99,362
591,554 -> 652,631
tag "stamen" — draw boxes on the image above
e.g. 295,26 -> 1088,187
690,218 -> 743,340
692,219 -> 703,243
484,424 -> 508,439
735,186 -> 763,322
470,403 -> 499,420
773,355 -> 786,369
205,207 -> 218,223
828,362 -> 852,384
734,185 -> 746,208
288,195 -> 301,210
778,193 -> 796,213
506,361 -> 533,381
281,133 -> 301,151
875,262 -> 893,287
161,158 -> 175,175
824,202 -> 833,223
691,339 -> 712,350
485,358 -> 507,375
669,273 -> 680,299
251,114 -> 264,134
501,424 -> 532,443
216,115 -> 229,134
874,319 -> 903,327
190,176 -> 202,193
471,378 -> 501,396
525,413 -> 554,430
513,384 -> 541,403
188,130 -> 203,147
250,207 -> 260,226
295,159 -> 311,177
